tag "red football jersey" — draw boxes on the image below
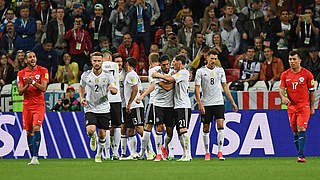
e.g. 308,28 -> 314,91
17,65 -> 49,107
280,68 -> 314,109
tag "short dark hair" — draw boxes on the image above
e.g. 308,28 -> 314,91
20,6 -> 29,11
159,54 -> 170,63
99,36 -> 110,43
175,55 -> 186,65
126,57 -> 137,69
288,51 -> 300,58
112,53 -> 122,61
207,50 -> 218,56
247,46 -> 255,51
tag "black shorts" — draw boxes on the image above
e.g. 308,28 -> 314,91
155,106 -> 175,127
145,103 -> 156,125
200,105 -> 225,124
85,112 -> 111,130
110,102 -> 122,127
175,108 -> 191,130
127,107 -> 145,128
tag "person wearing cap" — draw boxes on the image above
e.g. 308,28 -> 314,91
51,85 -> 81,112
302,46 -> 320,82
88,4 -> 111,47
162,31 -> 183,61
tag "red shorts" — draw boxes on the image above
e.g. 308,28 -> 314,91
288,106 -> 310,132
22,104 -> 46,131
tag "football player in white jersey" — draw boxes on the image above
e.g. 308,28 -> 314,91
113,53 -> 129,159
194,50 -> 238,161
152,55 -> 192,161
151,55 -> 175,161
79,52 -> 118,163
136,53 -> 160,160
124,57 -> 144,159
101,51 -> 122,160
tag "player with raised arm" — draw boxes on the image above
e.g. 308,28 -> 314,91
124,57 -> 144,159
101,51 -> 122,160
79,52 -> 117,163
17,51 -> 49,165
194,50 -> 238,161
152,55 -> 192,161
151,55 -> 175,161
280,51 -> 315,163
136,53 -> 160,160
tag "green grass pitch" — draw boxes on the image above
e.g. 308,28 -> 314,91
1,157 -> 320,180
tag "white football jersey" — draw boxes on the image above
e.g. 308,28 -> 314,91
194,66 -> 226,106
172,69 -> 191,109
80,70 -> 116,113
124,70 -> 144,109
148,66 -> 161,104
154,69 -> 174,107
102,61 -> 121,102
119,69 -> 126,108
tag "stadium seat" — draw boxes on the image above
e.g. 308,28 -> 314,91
271,81 -> 281,91
0,84 -> 12,95
248,81 -> 269,91
46,83 -> 66,92
225,68 -> 240,83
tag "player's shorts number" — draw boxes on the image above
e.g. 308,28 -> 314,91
178,119 -> 186,128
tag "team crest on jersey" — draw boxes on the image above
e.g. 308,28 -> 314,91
95,78 -> 99,83
210,72 -> 214,77
35,74 -> 40,79
299,77 -> 304,82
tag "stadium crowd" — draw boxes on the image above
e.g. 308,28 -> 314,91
0,0 -> 320,91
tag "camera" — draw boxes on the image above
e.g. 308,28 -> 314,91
62,98 -> 70,106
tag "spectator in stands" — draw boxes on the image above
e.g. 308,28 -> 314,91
179,46 -> 191,70
35,19 -> 45,44
16,0 -> 37,18
64,3 -> 89,31
160,0 -> 178,24
154,23 -> 172,51
37,0 -> 51,27
236,0 -> 264,53
0,21 -> 16,58
0,0 -> 7,23
149,43 -> 160,54
0,53 -> 15,86
212,33 -> 230,68
11,50 -> 26,73
302,46 -> 320,82
57,52 -> 79,84
189,31 -> 205,60
204,21 -> 220,47
88,4 -> 111,47
218,3 -> 238,30
295,8 -> 319,49
2,8 -> 16,24
14,6 -> 37,51
33,39 -> 58,82
221,17 -> 240,57
233,46 -> 260,87
127,0 -> 152,56
225,0 -> 246,14
261,6 -> 280,50
177,15 -> 196,49
162,32 -> 182,61
314,0 -> 320,25
199,6 -> 218,34
254,36 -> 264,63
109,0 -> 130,49
118,33 -> 140,62
51,86 -> 81,112
64,16 -> 92,71
274,9 -> 295,70
91,36 -> 117,54
47,7 -> 67,57
260,46 -> 284,89
146,0 -> 160,26
50,8 -> 57,20
137,58 -> 148,76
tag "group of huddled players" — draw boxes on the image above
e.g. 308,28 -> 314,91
79,50 -> 238,163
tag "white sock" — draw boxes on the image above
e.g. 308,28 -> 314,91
147,138 -> 154,154
129,135 -> 137,155
168,141 -> 174,157
155,133 -> 162,155
141,131 -> 151,156
97,138 -> 106,157
164,133 -> 172,149
217,129 -> 224,153
181,133 -> 190,157
203,132 -> 210,153
179,135 -> 185,156
113,128 -> 121,157
121,135 -> 127,156
105,130 -> 111,159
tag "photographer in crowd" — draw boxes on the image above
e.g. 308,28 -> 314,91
51,86 -> 81,112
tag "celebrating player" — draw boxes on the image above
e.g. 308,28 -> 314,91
124,57 -> 144,159
194,50 -> 238,161
280,51 -> 315,163
79,52 -> 117,163
152,55 -> 192,161
17,51 -> 49,165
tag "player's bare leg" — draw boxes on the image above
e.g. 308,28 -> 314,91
154,124 -> 164,161
177,128 -> 191,162
203,123 -> 211,160
95,129 -> 107,163
216,119 -> 225,161
297,126 -> 307,163
27,124 -> 41,165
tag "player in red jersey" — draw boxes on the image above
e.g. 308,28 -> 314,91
17,51 -> 49,165
280,51 -> 315,163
